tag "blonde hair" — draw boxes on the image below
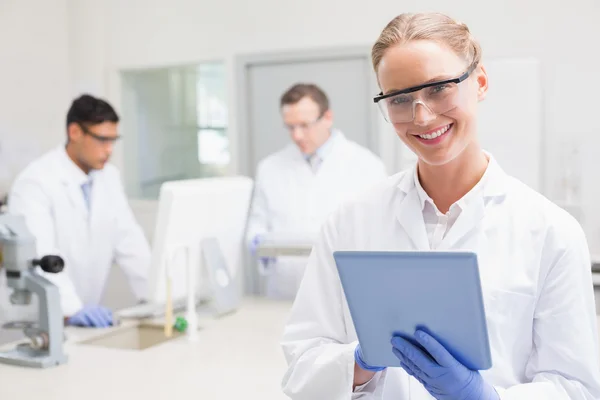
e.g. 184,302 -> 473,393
371,13 -> 482,72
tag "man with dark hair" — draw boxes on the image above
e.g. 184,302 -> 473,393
64,94 -> 120,173
246,83 -> 387,299
3,94 -> 150,327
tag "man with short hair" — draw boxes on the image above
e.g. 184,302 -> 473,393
4,94 -> 150,327
246,83 -> 387,299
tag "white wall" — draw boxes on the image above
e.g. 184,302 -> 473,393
78,0 -> 599,254
67,0 -> 109,96
3,0 -> 599,254
0,0 -> 71,195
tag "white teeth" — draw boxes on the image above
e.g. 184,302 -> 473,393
418,125 -> 451,140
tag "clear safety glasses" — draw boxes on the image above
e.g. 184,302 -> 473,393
374,62 -> 478,124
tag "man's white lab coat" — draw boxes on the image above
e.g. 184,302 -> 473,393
246,131 -> 387,298
2,146 -> 150,319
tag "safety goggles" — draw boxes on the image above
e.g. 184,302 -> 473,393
284,112 -> 325,133
374,62 -> 478,123
79,123 -> 121,144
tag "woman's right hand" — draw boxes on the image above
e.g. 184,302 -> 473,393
353,343 -> 385,389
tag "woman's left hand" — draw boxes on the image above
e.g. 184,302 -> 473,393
391,330 -> 499,400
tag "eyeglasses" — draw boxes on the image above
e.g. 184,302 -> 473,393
79,124 -> 121,144
284,112 -> 325,133
373,62 -> 478,123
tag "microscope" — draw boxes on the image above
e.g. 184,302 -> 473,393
0,214 -> 67,368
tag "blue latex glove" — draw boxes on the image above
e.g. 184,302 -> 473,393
250,234 -> 276,266
391,331 -> 499,400
67,306 -> 113,328
354,343 -> 386,372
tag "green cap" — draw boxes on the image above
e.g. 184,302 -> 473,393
174,316 -> 188,332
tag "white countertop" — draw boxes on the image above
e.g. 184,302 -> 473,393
0,298 -> 292,400
1,297 -> 600,400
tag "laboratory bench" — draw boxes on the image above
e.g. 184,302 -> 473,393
0,298 -> 291,400
2,297 -> 600,400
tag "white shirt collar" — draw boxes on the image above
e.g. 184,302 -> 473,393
305,129 -> 341,162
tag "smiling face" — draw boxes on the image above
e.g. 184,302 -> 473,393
376,39 -> 488,167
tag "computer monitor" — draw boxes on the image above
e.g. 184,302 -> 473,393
147,176 -> 253,306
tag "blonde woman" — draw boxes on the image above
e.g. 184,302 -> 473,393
281,12 -> 600,400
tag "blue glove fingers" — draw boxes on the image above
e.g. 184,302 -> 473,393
91,307 -> 112,327
414,330 -> 458,369
393,347 -> 430,380
399,357 -> 435,392
401,361 -> 429,387
86,308 -> 107,327
391,336 -> 437,377
68,307 -> 113,327
399,360 -> 417,377
98,307 -> 112,327
100,307 -> 113,326
67,314 -> 83,327
80,312 -> 95,327
71,312 -> 91,327
392,349 -> 417,378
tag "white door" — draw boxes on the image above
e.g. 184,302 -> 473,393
238,49 -> 379,175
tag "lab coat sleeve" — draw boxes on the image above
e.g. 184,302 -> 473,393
111,171 -> 151,302
495,217 -> 600,399
281,214 -> 384,399
8,177 -> 83,316
245,164 -> 269,246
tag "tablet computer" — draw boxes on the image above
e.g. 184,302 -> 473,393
333,251 -> 492,370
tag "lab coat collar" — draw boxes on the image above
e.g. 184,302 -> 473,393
412,152 -> 501,213
479,153 -> 508,198
56,145 -> 97,186
292,130 -> 346,164
394,151 -> 507,250
55,146 -> 99,218
308,129 -> 341,161
397,152 -> 507,199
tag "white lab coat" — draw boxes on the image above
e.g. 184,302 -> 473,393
246,131 -> 387,298
281,156 -> 600,399
1,146 -> 150,319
